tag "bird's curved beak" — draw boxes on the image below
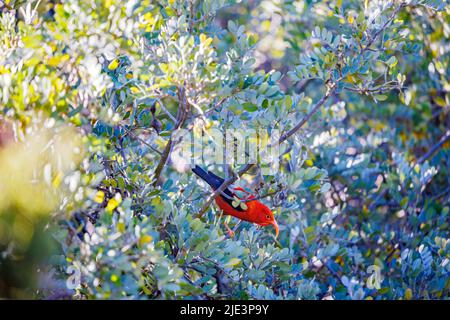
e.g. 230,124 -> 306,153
270,220 -> 279,238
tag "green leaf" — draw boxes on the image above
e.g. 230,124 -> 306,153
285,96 -> 293,108
243,102 -> 258,112
374,94 -> 388,101
224,258 -> 241,268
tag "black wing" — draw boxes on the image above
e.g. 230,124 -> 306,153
191,165 -> 244,212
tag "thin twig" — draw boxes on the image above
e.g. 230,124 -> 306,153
279,85 -> 336,144
361,3 -> 406,54
152,87 -> 189,187
123,127 -> 162,156
324,260 -> 346,287
432,185 -> 450,202
242,188 -> 282,203
155,98 -> 177,123
417,130 -> 450,164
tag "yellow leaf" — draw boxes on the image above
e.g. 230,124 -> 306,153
165,7 -> 175,17
346,74 -> 356,83
48,56 -> 62,67
200,34 -> 213,47
434,96 -> 446,107
348,14 -> 354,24
143,12 -> 154,22
139,235 -> 153,246
54,33 -> 65,41
261,20 -> 271,32
106,194 -> 121,212
130,86 -> 140,94
204,38 -> 213,47
108,59 -> 120,71
24,57 -> 41,67
94,191 -> 105,204
405,288 -> 413,300
159,63 -> 169,73
52,173 -> 62,188
106,198 -> 118,211
117,221 -> 125,233
22,35 -> 43,48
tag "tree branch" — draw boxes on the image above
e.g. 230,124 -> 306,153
242,187 -> 283,203
152,87 -> 189,187
361,3 -> 406,54
279,85 -> 336,144
155,98 -> 177,123
417,130 -> 450,164
432,185 -> 450,202
123,127 -> 162,155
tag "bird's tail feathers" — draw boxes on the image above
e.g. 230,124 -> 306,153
192,165 -> 209,182
192,165 -> 222,189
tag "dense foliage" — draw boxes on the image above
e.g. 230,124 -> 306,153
0,0 -> 449,300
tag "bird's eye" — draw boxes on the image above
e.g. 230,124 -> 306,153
266,214 -> 270,219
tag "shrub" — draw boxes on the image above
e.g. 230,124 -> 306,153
0,0 -> 448,299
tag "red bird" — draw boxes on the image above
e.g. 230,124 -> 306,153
192,165 -> 279,238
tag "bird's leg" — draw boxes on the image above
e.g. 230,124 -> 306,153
224,220 -> 235,238
224,220 -> 243,238
220,213 -> 235,238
